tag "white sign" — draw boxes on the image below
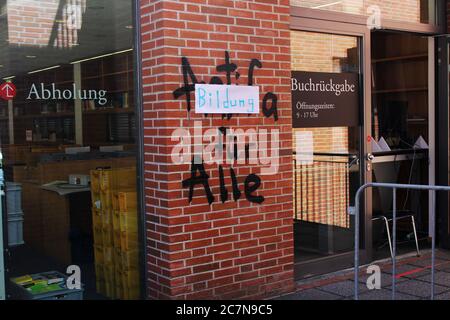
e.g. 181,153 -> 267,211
295,131 -> 313,165
27,83 -> 108,106
195,84 -> 259,114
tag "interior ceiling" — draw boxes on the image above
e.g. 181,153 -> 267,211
0,0 -> 133,78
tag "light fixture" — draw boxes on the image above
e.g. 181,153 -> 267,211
125,25 -> 133,29
28,65 -> 61,74
70,49 -> 133,64
26,55 -> 37,59
3,76 -> 15,80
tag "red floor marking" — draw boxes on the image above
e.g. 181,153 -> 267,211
395,261 -> 450,279
295,257 -> 450,292
395,267 -> 427,279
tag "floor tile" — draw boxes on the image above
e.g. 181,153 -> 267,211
275,288 -> 342,300
318,280 -> 369,297
415,272 -> 450,288
386,279 -> 448,298
355,288 -> 419,300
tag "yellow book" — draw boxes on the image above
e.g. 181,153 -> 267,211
11,275 -> 33,286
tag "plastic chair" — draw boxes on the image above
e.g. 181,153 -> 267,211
372,210 -> 420,259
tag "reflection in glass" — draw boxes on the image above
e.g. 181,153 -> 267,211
291,0 -> 437,25
291,31 -> 361,266
0,0 -> 140,300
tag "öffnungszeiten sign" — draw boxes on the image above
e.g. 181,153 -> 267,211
291,71 -> 360,128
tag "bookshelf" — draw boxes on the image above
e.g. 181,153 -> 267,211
9,50 -> 135,146
371,32 -> 429,144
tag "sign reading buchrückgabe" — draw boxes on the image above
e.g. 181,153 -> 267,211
195,84 -> 259,114
291,71 -> 360,128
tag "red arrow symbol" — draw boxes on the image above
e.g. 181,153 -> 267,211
3,84 -> 13,97
0,82 -> 16,100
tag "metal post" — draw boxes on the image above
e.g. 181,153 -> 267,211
354,187 -> 362,300
392,188 -> 396,300
354,183 -> 450,301
431,190 -> 436,300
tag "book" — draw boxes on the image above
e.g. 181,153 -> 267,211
12,272 -> 65,293
11,275 -> 33,286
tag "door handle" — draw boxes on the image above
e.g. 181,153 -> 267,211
367,153 -> 375,162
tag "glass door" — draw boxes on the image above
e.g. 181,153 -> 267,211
370,31 -> 431,260
291,31 -> 364,278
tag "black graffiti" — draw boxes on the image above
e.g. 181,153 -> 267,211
218,126 -> 227,136
173,51 -> 278,122
248,58 -> 262,86
210,76 -> 223,85
174,51 -> 274,206
173,57 -> 204,113
218,165 -> 228,203
245,174 -> 264,204
183,160 -> 264,205
262,92 -> 278,121
182,159 -> 214,205
216,51 -> 238,85
230,167 -> 241,202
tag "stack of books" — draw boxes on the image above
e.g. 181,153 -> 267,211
11,272 -> 65,296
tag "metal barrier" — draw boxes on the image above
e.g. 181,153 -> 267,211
354,182 -> 450,300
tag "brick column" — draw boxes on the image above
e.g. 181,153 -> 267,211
140,0 -> 294,299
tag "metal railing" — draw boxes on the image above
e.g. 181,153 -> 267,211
293,153 -> 358,226
354,182 -> 450,300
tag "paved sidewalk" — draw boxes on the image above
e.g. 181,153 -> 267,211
273,250 -> 450,300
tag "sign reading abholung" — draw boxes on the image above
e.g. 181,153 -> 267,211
291,71 -> 360,128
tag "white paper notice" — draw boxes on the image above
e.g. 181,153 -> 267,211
378,137 -> 391,152
295,131 -> 313,165
195,84 -> 259,114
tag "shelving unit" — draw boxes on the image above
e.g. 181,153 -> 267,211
371,32 -> 429,144
373,87 -> 428,94
8,50 -> 135,146
372,53 -> 428,64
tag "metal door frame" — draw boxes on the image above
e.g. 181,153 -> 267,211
0,152 -> 5,300
290,15 -> 373,276
437,35 -> 450,249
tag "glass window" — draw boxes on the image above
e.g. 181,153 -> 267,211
0,0 -> 141,300
291,0 -> 438,25
370,31 -> 430,260
371,32 -> 429,148
291,30 -> 362,270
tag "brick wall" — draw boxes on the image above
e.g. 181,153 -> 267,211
7,0 -> 86,48
140,0 -> 294,299
292,0 -> 431,24
7,0 -> 59,47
